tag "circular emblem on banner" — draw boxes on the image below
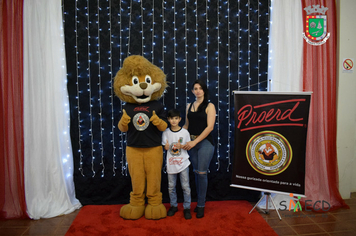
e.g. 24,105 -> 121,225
246,131 -> 292,176
133,113 -> 149,131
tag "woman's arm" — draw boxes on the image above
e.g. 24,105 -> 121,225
183,103 -> 216,150
182,103 -> 190,130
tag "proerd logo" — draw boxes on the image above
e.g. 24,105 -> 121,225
246,131 -> 292,176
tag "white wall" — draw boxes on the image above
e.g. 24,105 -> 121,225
336,0 -> 356,199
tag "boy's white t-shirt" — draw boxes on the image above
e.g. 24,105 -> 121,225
162,127 -> 191,174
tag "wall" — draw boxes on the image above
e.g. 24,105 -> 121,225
336,0 -> 356,199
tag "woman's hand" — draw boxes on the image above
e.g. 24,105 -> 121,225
182,141 -> 196,151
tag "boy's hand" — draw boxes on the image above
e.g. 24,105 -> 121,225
165,140 -> 170,151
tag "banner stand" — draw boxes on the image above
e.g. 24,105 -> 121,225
249,192 -> 282,220
231,91 -> 311,219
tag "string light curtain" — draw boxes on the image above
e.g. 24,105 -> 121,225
63,0 -> 271,204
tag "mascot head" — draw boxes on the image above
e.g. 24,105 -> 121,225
114,55 -> 167,104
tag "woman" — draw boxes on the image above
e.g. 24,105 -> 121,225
183,79 -> 216,218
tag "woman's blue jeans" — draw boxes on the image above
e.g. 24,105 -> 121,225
168,166 -> 191,209
188,139 -> 214,208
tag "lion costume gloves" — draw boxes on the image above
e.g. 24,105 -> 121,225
114,55 -> 168,220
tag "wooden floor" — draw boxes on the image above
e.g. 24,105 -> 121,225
256,192 -> 356,236
0,192 -> 355,236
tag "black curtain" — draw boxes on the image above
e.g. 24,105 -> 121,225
63,0 -> 270,205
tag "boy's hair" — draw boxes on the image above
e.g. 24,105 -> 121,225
167,109 -> 181,118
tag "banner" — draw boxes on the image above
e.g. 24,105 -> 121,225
231,92 -> 311,196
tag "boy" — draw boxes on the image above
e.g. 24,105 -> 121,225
162,109 -> 192,220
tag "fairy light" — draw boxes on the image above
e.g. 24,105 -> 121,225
162,1 -> 166,106
258,1 -> 261,90
61,2 -> 73,180
184,1 -> 188,105
109,0 -> 116,176
173,0 -> 177,107
118,1 -> 125,176
73,0 -> 84,177
121,0 -> 131,176
195,0 -> 198,79
141,0 -> 144,54
248,0 -> 251,90
127,0 -> 132,56
86,1 -> 96,178
151,0 -> 155,63
205,1 -> 209,80
268,0 -> 272,91
96,1 -> 105,177
119,2 -> 123,63
216,0 -> 220,171
238,2 -> 241,90
227,0 -> 231,172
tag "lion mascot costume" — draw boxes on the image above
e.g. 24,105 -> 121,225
114,55 -> 168,220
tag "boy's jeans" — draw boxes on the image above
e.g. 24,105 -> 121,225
168,166 -> 191,209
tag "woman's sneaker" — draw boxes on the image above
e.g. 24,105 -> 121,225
196,207 -> 204,218
183,209 -> 192,220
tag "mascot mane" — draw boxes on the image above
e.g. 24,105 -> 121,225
114,55 -> 167,104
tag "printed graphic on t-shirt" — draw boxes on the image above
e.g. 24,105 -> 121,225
169,142 -> 181,156
169,142 -> 183,166
133,112 -> 149,131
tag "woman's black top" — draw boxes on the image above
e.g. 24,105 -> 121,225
187,102 -> 214,145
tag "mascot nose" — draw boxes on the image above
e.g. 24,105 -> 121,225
140,83 -> 148,90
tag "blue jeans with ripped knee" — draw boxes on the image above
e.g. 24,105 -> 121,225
188,139 -> 214,208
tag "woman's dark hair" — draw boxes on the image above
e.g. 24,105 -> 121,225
192,79 -> 209,112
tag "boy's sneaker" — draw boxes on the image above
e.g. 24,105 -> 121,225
183,209 -> 192,219
167,206 -> 178,216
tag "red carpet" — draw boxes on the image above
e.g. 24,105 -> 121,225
65,200 -> 277,236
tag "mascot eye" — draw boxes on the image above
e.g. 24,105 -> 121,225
132,76 -> 139,85
145,75 -> 152,84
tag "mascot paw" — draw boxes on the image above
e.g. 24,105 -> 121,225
145,204 -> 167,220
118,109 -> 131,132
120,204 -> 145,220
149,111 -> 167,131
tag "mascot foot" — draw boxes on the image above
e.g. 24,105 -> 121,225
145,204 -> 167,220
120,204 -> 145,220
